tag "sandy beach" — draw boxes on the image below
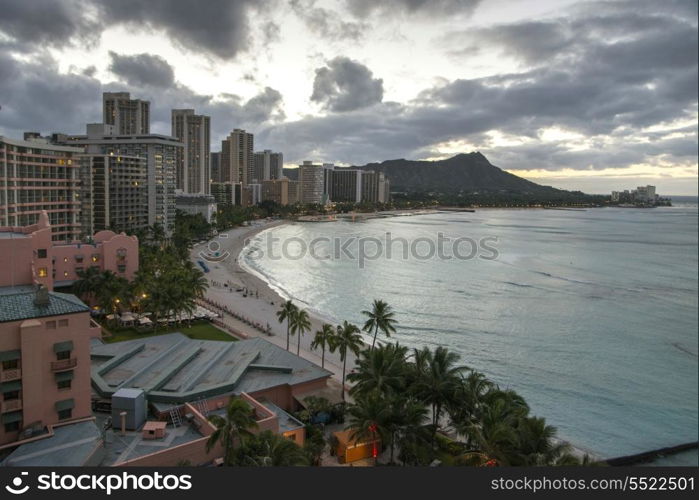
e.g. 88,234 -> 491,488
190,220 -> 360,395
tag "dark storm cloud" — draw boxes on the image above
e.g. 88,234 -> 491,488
311,57 -> 384,112
290,0 -> 366,41
0,53 -> 284,143
108,52 -> 175,88
93,0 -> 262,60
346,0 -> 482,18
0,0 -> 267,61
0,0 -> 99,49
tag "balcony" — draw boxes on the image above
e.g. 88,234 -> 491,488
51,358 -> 77,371
1,399 -> 22,413
0,369 -> 21,382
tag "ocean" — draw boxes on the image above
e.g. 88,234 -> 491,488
241,206 -> 698,464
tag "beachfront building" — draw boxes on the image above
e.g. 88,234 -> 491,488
79,153 -> 148,236
172,109 -> 211,195
361,170 -> 390,203
103,92 -> 150,135
261,178 -> 299,206
220,129 -> 254,186
253,150 -> 283,182
0,211 -> 139,291
210,151 -> 221,183
0,135 -> 84,242
0,285 -> 101,446
298,161 -> 325,204
60,124 -> 181,236
175,193 -> 217,223
326,168 -> 363,203
211,181 -> 242,206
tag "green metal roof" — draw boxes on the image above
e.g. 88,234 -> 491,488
0,290 -> 89,323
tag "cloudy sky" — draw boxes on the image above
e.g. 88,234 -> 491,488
0,0 -> 697,194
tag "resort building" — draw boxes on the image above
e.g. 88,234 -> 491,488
253,150 -> 283,182
171,109 -> 211,195
298,161 -> 325,204
210,181 -> 242,206
175,193 -> 217,223
78,153 -> 148,236
326,168 -> 363,203
220,129 -> 254,185
0,135 -> 84,242
60,124 -> 181,235
0,285 -> 101,446
261,178 -> 299,206
361,170 -> 390,203
210,151 -> 221,183
0,211 -> 139,291
103,92 -> 150,135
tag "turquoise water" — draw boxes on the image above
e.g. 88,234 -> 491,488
242,207 -> 698,463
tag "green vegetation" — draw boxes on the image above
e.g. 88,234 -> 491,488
102,320 -> 235,343
207,397 -> 259,466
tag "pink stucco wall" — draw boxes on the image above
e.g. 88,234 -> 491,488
0,310 -> 100,445
0,211 -> 139,291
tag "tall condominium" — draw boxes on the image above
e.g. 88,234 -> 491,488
221,129 -> 253,185
326,168 -> 363,203
253,150 -> 283,182
361,170 -> 390,203
171,109 -> 210,194
298,161 -> 325,204
78,154 -> 148,235
210,151 -> 221,183
61,124 -> 182,235
103,92 -> 150,135
0,135 -> 83,241
261,178 -> 299,206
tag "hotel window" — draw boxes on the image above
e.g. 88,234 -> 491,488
58,319 -> 69,327
2,390 -> 20,401
1,359 -> 19,370
117,265 -> 126,273
56,371 -> 73,390
37,267 -> 48,277
55,350 -> 70,361
46,321 -> 57,329
37,249 -> 48,259
55,399 -> 74,420
75,255 -> 84,263
57,408 -> 72,420
4,421 -> 21,433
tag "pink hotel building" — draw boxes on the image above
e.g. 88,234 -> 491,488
0,211 -> 137,445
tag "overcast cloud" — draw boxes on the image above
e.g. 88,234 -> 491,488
0,0 -> 696,193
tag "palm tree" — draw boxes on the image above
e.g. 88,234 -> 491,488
347,392 -> 391,464
310,324 -> 334,369
361,299 -> 398,351
206,397 -> 259,465
390,396 -> 429,464
236,430 -> 308,466
276,300 -> 298,351
329,321 -> 363,401
348,343 -> 408,398
73,266 -> 103,304
290,309 -> 311,356
410,346 -> 465,446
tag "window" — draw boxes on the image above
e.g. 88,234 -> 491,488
2,359 -> 19,370
58,319 -> 69,327
46,321 -> 57,329
57,408 -> 72,420
37,249 -> 48,259
4,421 -> 20,433
117,265 -> 126,273
75,267 -> 83,274
57,379 -> 71,390
56,350 -> 71,360
2,390 -> 20,400
37,267 -> 48,277
75,255 -> 84,263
